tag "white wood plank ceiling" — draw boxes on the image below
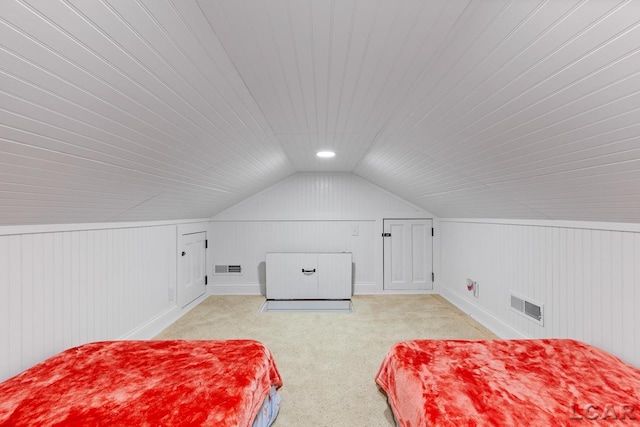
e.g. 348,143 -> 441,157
1,0 -> 640,225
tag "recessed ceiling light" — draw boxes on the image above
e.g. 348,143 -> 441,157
316,151 -> 335,158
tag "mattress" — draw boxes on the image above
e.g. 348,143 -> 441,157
376,339 -> 640,426
0,339 -> 283,426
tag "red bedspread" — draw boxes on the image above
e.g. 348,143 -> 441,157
0,339 -> 282,426
376,339 -> 640,426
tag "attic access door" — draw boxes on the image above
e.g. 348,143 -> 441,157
178,231 -> 207,308
383,219 -> 433,290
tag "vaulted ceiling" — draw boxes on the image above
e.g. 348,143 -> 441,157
2,0 -> 640,225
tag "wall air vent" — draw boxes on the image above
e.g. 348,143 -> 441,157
214,265 -> 242,275
510,293 -> 543,326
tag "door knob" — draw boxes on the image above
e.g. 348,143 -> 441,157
181,251 -> 186,256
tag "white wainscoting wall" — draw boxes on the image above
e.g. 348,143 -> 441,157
440,219 -> 640,368
0,220 -> 205,382
209,220 -> 375,294
210,173 -> 435,294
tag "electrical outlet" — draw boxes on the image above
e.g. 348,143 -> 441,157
466,279 -> 479,298
168,287 -> 175,301
351,225 -> 359,236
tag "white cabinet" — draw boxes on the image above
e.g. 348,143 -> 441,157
266,252 -> 352,300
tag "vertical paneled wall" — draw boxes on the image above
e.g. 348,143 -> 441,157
213,173 -> 428,220
209,220 -> 376,294
440,220 -> 640,367
0,225 -> 177,382
210,173 -> 432,294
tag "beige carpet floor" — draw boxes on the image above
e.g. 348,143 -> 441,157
155,294 -> 497,426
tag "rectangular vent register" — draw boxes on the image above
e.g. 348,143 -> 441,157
214,265 -> 242,275
510,293 -> 544,326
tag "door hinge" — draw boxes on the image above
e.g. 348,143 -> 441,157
431,227 -> 434,237
205,275 -> 208,285
382,232 -> 391,237
432,272 -> 435,282
205,239 -> 208,249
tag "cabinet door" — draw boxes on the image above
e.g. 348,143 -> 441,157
266,253 -> 318,299
383,219 -> 433,290
178,231 -> 207,308
317,253 -> 352,299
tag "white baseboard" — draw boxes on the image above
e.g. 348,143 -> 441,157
210,282 -> 381,296
208,282 -> 425,296
354,282 -> 438,295
120,294 -> 208,339
207,284 -> 263,295
353,283 -> 379,294
439,287 -> 527,339
207,282 -> 439,296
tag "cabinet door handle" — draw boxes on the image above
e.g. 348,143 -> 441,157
301,268 -> 316,274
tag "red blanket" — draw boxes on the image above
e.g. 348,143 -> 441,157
0,339 -> 282,426
376,339 -> 640,426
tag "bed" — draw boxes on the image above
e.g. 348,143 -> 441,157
0,339 -> 282,426
376,339 -> 640,426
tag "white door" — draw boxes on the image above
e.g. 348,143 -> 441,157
383,219 -> 433,290
178,231 -> 207,307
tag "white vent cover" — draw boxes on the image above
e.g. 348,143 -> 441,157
214,265 -> 242,275
510,293 -> 543,325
